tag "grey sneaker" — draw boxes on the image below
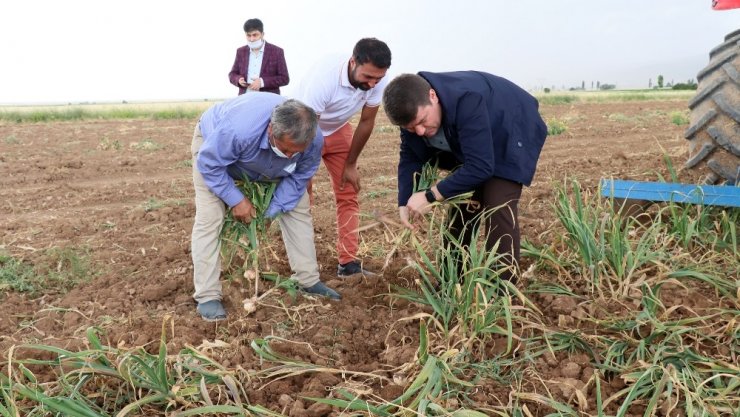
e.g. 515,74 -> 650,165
302,282 -> 341,300
337,261 -> 378,278
197,300 -> 227,322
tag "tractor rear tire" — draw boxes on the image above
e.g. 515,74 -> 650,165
684,29 -> 740,185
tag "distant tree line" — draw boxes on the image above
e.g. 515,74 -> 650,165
560,80 -> 616,91
539,74 -> 696,93
652,74 -> 698,90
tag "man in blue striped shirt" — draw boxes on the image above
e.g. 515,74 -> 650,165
191,93 -> 340,321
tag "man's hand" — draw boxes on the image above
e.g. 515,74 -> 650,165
340,162 -> 361,192
232,198 -> 256,223
399,206 -> 416,230
238,77 -> 248,87
406,191 -> 434,218
248,79 -> 262,91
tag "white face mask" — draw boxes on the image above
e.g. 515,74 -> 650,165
247,39 -> 264,49
270,143 -> 289,159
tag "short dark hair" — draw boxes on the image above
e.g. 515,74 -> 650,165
352,38 -> 391,69
382,74 -> 432,126
243,18 -> 264,33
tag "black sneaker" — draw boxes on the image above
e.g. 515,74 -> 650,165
196,300 -> 227,322
337,261 -> 378,277
302,282 -> 341,300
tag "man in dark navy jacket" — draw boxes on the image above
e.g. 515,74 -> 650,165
382,71 -> 547,282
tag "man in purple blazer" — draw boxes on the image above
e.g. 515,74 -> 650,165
228,18 -> 289,95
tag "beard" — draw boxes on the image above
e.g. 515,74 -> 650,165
349,66 -> 372,91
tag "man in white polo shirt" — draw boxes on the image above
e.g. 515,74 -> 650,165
295,38 -> 391,277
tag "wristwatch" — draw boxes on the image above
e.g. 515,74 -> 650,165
424,189 -> 437,203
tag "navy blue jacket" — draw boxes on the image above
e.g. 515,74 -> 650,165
397,71 -> 547,206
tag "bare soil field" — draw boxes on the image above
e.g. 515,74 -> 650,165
0,99 -> 734,415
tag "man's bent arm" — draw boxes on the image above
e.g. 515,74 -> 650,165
346,105 -> 379,165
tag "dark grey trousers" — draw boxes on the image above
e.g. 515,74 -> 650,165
446,176 -> 522,283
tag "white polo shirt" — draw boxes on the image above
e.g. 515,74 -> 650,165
294,54 -> 388,136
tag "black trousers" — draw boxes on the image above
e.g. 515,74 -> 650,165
446,176 -> 522,282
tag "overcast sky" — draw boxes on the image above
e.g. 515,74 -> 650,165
1,0 -> 737,105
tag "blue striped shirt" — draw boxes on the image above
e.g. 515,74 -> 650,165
196,93 -> 323,218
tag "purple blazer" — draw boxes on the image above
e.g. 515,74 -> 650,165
228,42 -> 289,95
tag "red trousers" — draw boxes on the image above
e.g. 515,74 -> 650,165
309,123 -> 359,265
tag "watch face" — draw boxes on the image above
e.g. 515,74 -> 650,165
425,190 -> 436,203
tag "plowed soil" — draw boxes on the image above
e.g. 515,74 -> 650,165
0,99 -> 704,414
